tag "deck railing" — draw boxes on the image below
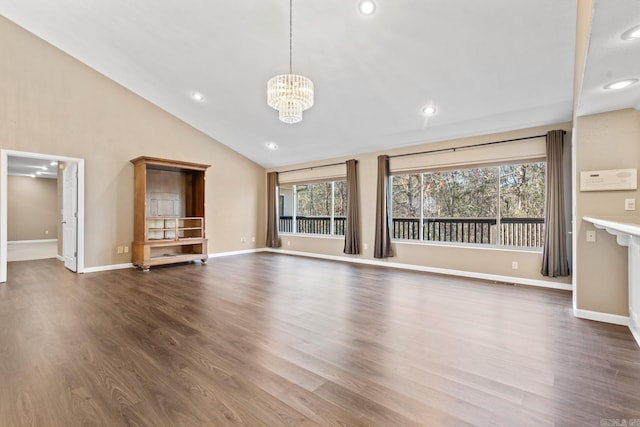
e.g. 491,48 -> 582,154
393,217 -> 544,247
279,216 -> 544,247
279,216 -> 346,235
499,217 -> 545,248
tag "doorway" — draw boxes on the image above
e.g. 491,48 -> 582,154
0,150 -> 85,282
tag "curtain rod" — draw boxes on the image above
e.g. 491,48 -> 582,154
278,160 -> 350,174
277,131 -> 564,173
389,133 -> 562,159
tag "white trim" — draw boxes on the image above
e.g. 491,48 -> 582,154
0,152 -> 6,282
573,308 -> 630,326
80,250 -> 263,274
1,149 -> 85,282
8,239 -> 57,244
393,238 -> 543,254
264,248 -> 573,291
76,159 -> 85,274
208,249 -> 263,258
571,127 -> 578,317
630,323 -> 640,348
83,263 -> 134,273
56,255 -> 64,262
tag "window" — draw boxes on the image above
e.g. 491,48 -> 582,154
279,180 -> 347,236
391,162 -> 545,248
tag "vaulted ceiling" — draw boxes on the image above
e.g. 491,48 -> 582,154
2,0 -> 639,168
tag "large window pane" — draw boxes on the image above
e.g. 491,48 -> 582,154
297,182 -> 332,234
392,174 -> 421,239
334,181 -> 347,235
278,180 -> 347,236
422,168 -> 498,244
390,162 -> 545,248
278,184 -> 295,233
500,162 -> 546,247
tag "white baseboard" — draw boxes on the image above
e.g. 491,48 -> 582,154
8,239 -> 57,244
83,263 -> 133,273
80,249 -> 262,274
630,323 -> 640,348
573,308 -> 630,326
263,248 -> 573,291
208,249 -> 262,258
56,255 -> 64,261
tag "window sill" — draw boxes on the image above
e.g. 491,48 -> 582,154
280,232 -> 345,240
392,238 -> 543,253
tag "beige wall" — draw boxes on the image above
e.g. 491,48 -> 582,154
574,109 -> 640,315
7,176 -> 58,241
1,17 -> 265,268
269,123 -> 573,286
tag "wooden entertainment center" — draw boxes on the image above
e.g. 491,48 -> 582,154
130,156 -> 210,271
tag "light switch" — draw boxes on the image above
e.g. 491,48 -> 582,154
625,198 -> 636,211
586,230 -> 596,243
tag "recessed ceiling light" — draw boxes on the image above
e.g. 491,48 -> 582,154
190,91 -> 205,102
604,79 -> 638,90
422,105 -> 437,116
359,0 -> 376,15
265,142 -> 279,150
36,171 -> 43,175
49,161 -> 57,166
621,25 -> 640,40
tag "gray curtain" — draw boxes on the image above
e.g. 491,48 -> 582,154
265,172 -> 281,248
374,155 -> 393,258
344,159 -> 361,255
541,130 -> 569,277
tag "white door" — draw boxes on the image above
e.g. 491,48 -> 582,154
62,162 -> 78,271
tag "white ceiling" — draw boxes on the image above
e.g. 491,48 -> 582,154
1,0 -> 638,168
577,0 -> 640,116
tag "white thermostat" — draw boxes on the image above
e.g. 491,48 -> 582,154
580,168 -> 637,192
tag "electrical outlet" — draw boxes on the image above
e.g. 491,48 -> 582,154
117,246 -> 124,254
44,230 -> 49,235
287,240 -> 291,246
511,261 -> 518,270
251,237 -> 255,242
364,243 -> 368,250
586,230 -> 596,242
625,198 -> 636,211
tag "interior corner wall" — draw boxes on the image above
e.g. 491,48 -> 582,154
1,17 -> 266,268
7,176 -> 58,241
574,108 -> 640,316
269,123 -> 573,286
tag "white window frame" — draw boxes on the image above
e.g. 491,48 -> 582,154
279,179 -> 346,237
390,161 -> 546,250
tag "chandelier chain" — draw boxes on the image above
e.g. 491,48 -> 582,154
289,0 -> 293,74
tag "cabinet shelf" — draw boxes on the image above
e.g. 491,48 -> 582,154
131,157 -> 210,271
145,216 -> 204,241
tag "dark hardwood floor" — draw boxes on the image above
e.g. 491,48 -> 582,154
1,254 -> 639,426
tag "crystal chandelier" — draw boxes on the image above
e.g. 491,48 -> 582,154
267,0 -> 314,124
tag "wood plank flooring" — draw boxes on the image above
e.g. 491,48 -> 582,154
1,254 -> 639,426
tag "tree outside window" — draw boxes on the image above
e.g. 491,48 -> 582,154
391,162 -> 545,247
278,180 -> 347,236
